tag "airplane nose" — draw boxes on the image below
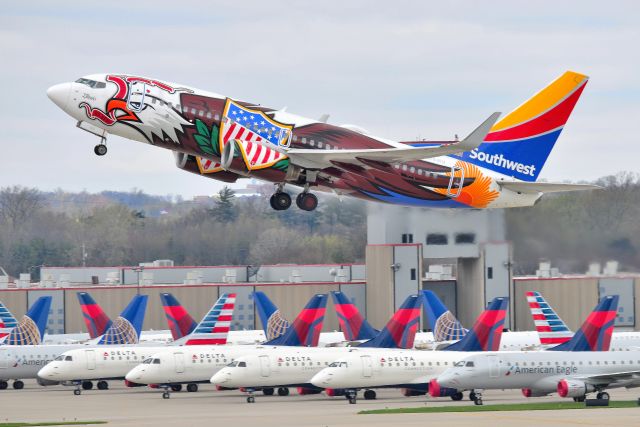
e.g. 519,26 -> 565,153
46,83 -> 71,110
310,372 -> 329,386
37,365 -> 53,379
210,371 -> 227,384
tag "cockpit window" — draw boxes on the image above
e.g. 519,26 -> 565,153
226,361 -> 238,368
454,361 -> 465,367
152,358 -> 161,364
54,355 -> 64,361
65,356 -> 73,361
75,78 -> 106,89
466,361 -> 475,367
142,358 -> 153,364
238,361 -> 247,367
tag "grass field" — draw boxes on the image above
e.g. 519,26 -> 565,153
0,422 -> 106,427
359,400 -> 640,414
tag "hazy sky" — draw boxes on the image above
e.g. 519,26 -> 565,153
1,2 -> 638,198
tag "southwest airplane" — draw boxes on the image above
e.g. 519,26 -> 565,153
433,296 -> 638,405
47,71 -> 597,211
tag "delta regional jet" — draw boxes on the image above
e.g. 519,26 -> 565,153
47,71 -> 597,211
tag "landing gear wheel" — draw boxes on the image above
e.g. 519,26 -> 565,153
82,381 -> 93,390
0,381 -> 8,390
474,398 -> 483,406
451,391 -> 463,401
296,193 -> 318,211
277,387 -> 290,396
171,384 -> 182,392
246,396 -> 255,403
186,383 -> 198,393
74,389 -> 81,396
348,396 -> 357,404
262,388 -> 274,396
97,381 -> 108,390
94,144 -> 107,156
13,380 -> 24,390
162,391 -> 170,399
270,192 -> 292,211
597,392 -> 610,400
363,389 -> 376,400
469,391 -> 476,401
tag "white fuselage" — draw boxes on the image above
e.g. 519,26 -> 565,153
436,350 -> 640,394
0,344 -> 101,380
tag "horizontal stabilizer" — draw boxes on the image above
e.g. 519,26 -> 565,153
500,181 -> 601,194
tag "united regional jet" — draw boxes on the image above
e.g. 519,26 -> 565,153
47,71 -> 597,211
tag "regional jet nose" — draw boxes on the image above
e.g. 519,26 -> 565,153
37,365 -> 55,379
210,370 -> 229,385
310,371 -> 331,387
46,83 -> 71,110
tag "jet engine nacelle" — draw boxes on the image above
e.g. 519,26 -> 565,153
557,379 -> 596,398
37,378 -> 60,386
401,387 -> 427,397
297,386 -> 323,395
325,388 -> 346,397
522,388 -> 551,398
173,151 -> 240,183
428,379 -> 459,397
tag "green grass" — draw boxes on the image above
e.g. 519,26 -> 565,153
0,422 -> 107,427
359,400 -> 640,414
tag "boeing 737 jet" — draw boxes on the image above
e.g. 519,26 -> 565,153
47,71 -> 597,211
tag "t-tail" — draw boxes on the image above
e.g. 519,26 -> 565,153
98,295 -> 148,345
421,290 -> 467,342
443,297 -> 508,351
549,295 -> 618,352
266,294 -> 328,347
77,292 -> 112,339
330,291 -> 377,341
453,71 -> 589,182
0,300 -> 18,341
526,291 -> 573,345
160,293 -> 197,341
5,296 -> 52,345
253,291 -> 290,340
180,293 -> 236,345
358,294 -> 422,349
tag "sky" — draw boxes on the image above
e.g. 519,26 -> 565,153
1,1 -> 638,198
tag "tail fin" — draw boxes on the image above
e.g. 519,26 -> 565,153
266,294 -> 328,347
422,290 -> 468,341
359,294 -> 422,349
182,293 -> 236,345
98,295 -> 148,345
6,296 -> 53,345
526,291 -> 573,345
443,297 -> 508,352
253,291 -> 290,340
160,293 -> 197,341
549,295 -> 618,352
0,300 -> 18,340
330,291 -> 378,341
454,71 -> 588,181
77,292 -> 112,339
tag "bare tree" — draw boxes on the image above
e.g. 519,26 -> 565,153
0,186 -> 44,230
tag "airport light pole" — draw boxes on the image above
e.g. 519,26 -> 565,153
133,266 -> 144,295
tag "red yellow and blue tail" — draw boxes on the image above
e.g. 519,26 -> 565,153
454,71 -> 588,181
359,294 -> 422,349
443,297 -> 508,352
160,293 -> 197,341
77,292 -> 113,339
549,295 -> 618,352
330,291 -> 378,341
266,294 -> 328,347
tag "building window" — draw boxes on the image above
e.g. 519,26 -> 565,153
487,267 -> 493,279
426,233 -> 448,245
401,233 -> 413,243
410,268 -> 417,281
455,233 -> 475,244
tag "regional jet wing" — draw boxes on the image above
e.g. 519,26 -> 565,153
286,112 -> 501,170
499,182 -> 602,194
579,370 -> 640,386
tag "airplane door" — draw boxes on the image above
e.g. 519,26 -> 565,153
446,165 -> 464,198
0,348 -> 7,369
86,350 -> 96,370
488,355 -> 500,378
361,355 -> 373,378
259,355 -> 270,377
174,352 -> 185,374
127,81 -> 146,113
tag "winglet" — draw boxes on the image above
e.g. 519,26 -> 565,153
77,292 -> 112,339
160,293 -> 197,341
525,291 -> 572,345
6,296 -> 53,345
98,295 -> 148,345
358,294 -> 422,349
254,291 -> 290,340
422,290 -> 467,341
266,294 -> 328,347
183,293 -> 236,345
331,291 -> 378,341
455,112 -> 501,153
548,295 -> 618,352
443,297 -> 508,352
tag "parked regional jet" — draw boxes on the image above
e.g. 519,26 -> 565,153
308,297 -> 509,403
47,71 -> 597,211
433,296 -> 635,404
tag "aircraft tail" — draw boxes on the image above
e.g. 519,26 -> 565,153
330,291 -> 378,341
98,295 -> 148,344
0,300 -> 18,340
77,292 -> 112,339
182,293 -> 236,345
160,293 -> 197,341
422,290 -> 467,341
549,295 -> 618,352
266,294 -> 328,347
253,291 -> 290,340
443,297 -> 508,351
454,71 -> 588,182
359,294 -> 422,349
525,291 -> 573,345
6,296 -> 53,345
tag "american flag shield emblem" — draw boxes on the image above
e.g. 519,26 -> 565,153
196,157 -> 223,174
219,99 -> 292,171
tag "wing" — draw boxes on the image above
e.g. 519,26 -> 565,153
285,112 -> 501,170
499,182 -> 602,194
579,370 -> 640,386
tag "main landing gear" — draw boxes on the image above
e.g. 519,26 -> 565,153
270,184 -> 318,212
13,380 -> 24,390
363,389 -> 377,400
0,381 -> 8,390
94,143 -> 107,156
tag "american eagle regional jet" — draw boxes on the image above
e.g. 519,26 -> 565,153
47,71 -> 596,211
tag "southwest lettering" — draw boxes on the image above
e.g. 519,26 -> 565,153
468,149 -> 536,177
